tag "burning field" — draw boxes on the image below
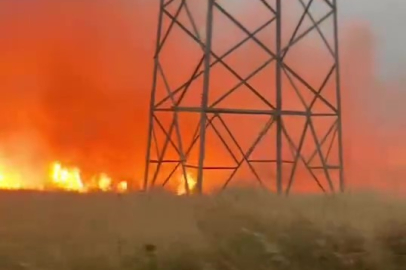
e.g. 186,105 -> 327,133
0,160 -> 129,193
0,0 -> 405,269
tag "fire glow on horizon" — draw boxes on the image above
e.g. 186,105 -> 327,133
0,160 -> 196,195
0,161 -> 130,193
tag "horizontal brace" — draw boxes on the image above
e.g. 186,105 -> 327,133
309,165 -> 340,170
185,164 -> 237,170
154,107 -> 338,116
248,159 -> 295,164
150,159 -> 183,163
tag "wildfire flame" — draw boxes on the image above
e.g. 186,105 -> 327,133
0,160 -> 130,194
0,172 -> 22,190
97,173 -> 112,192
0,160 -> 195,195
117,181 -> 128,193
177,173 -> 197,195
50,162 -> 85,192
47,162 -> 131,193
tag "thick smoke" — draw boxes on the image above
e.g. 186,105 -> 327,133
0,0 -> 404,192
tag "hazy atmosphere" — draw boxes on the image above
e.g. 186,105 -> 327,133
340,0 -> 406,78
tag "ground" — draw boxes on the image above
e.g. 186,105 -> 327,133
0,189 -> 404,270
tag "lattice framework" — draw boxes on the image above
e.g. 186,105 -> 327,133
144,0 -> 344,194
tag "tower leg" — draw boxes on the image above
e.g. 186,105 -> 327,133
197,0 -> 215,194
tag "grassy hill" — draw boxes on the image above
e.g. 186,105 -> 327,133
0,189 -> 404,270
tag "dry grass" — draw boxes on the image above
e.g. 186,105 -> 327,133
0,189 -> 405,270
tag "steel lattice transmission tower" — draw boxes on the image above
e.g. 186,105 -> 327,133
144,0 -> 344,195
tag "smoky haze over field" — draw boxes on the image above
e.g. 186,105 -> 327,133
0,0 -> 405,192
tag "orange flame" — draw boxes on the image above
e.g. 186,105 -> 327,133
49,162 -> 85,192
117,181 -> 128,193
0,161 -> 131,193
46,162 -> 131,193
0,172 -> 22,190
177,173 -> 197,196
90,173 -> 113,192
